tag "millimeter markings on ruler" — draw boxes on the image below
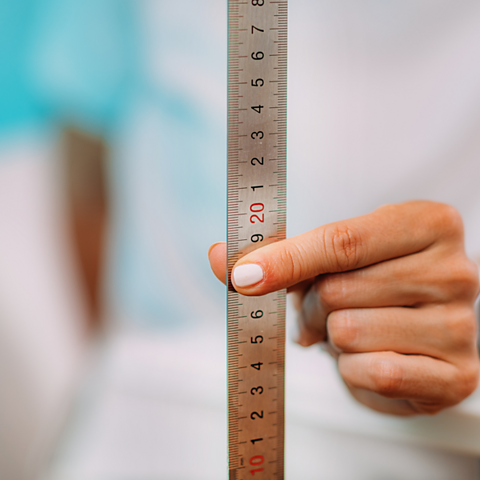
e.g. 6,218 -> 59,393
227,1 -> 287,479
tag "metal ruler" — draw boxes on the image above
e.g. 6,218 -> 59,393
227,1 -> 287,479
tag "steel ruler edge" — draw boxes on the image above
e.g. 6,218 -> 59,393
227,1 -> 288,479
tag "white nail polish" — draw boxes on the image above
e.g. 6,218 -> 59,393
233,264 -> 264,288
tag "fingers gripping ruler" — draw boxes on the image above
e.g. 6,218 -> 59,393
227,1 -> 287,479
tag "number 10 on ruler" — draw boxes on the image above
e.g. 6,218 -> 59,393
227,0 -> 287,479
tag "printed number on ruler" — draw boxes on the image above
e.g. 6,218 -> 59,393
227,0 -> 287,479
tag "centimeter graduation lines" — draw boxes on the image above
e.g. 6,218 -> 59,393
227,1 -> 287,479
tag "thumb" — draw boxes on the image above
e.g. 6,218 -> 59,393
208,242 -> 227,284
230,222 -> 362,296
231,203 -> 438,296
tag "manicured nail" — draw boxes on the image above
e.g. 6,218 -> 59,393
233,264 -> 264,288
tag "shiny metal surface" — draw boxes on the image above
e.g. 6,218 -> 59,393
227,1 -> 287,478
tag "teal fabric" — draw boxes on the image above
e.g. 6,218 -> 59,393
0,0 -> 227,327
106,2 -> 227,327
0,1 -> 47,135
0,0 -> 141,138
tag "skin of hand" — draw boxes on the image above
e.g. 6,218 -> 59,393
208,201 -> 480,416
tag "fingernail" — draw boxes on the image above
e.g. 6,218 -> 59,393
293,312 -> 314,347
291,316 -> 301,344
295,335 -> 310,347
295,329 -> 313,347
233,264 -> 264,288
293,313 -> 306,346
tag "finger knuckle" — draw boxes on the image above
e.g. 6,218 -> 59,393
324,223 -> 363,272
430,252 -> 479,304
458,259 -> 480,299
434,203 -> 464,238
455,360 -> 479,402
370,358 -> 404,397
315,274 -> 345,311
443,309 -> 477,350
328,311 -> 359,351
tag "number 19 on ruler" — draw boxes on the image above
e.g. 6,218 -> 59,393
227,1 -> 287,479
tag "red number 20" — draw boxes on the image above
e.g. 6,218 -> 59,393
250,203 -> 265,224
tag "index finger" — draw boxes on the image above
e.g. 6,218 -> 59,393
232,201 -> 462,296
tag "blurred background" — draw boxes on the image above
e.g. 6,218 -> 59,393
0,1 -> 226,479
2,1 -> 480,479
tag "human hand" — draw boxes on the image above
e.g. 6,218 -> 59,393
209,201 -> 480,415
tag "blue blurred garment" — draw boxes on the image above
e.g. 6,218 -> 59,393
108,1 -> 227,327
0,0 -> 227,327
0,1 -> 47,134
0,0 -> 141,137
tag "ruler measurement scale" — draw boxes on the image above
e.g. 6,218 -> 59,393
227,1 -> 287,479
